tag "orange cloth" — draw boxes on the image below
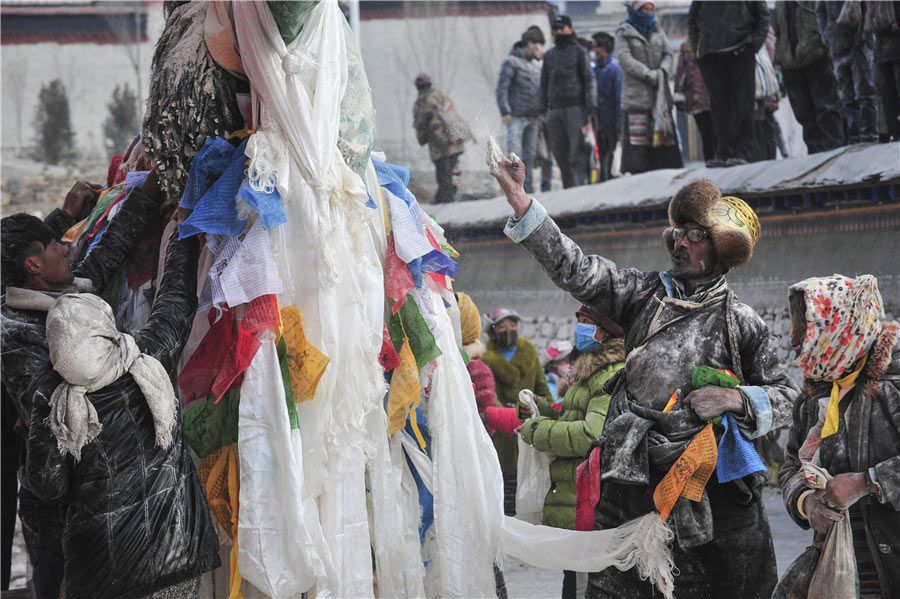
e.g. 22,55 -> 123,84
653,423 -> 718,521
279,306 -> 330,403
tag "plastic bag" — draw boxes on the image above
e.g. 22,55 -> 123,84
798,462 -> 859,599
515,389 -> 554,524
581,121 -> 597,150
808,516 -> 858,599
754,47 -> 779,101
771,544 -> 823,599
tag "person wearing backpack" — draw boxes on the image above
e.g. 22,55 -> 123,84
413,73 -> 473,204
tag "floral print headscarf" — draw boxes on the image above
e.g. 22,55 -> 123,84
789,274 -> 884,382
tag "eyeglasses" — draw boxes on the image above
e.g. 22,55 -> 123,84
671,227 -> 711,243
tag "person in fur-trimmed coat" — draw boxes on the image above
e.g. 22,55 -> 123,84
777,275 -> 900,598
519,304 -> 625,599
519,304 -> 625,530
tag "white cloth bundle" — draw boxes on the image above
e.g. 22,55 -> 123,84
46,293 -> 176,460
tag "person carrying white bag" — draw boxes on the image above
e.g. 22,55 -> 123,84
517,305 -> 626,599
775,275 -> 900,599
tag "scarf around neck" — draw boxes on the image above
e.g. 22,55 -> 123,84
624,4 -> 656,37
46,293 -> 177,460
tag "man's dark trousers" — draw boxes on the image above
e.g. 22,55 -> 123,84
782,56 -> 844,153
698,45 -> 756,161
546,105 -> 587,188
433,155 -> 460,203
596,126 -> 617,182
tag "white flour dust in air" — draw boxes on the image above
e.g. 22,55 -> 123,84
486,135 -> 520,176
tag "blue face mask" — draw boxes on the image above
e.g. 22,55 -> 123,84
574,323 -> 601,352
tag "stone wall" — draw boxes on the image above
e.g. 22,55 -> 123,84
512,304 -> 898,387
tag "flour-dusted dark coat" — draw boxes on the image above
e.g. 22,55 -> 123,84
2,188 -> 166,598
503,200 -> 799,599
5,233 -> 219,599
482,337 -> 551,473
779,322 -> 900,598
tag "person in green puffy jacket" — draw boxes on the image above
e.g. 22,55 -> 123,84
519,304 -> 625,529
519,304 -> 625,598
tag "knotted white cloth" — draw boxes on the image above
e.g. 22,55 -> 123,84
46,293 -> 176,461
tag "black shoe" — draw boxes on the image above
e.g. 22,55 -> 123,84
724,157 -> 747,166
705,158 -> 727,168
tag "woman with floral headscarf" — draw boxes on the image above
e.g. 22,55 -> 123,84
778,275 -> 900,598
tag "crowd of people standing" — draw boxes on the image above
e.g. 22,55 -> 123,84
411,1 -> 900,201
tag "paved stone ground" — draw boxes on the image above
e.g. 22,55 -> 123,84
503,487 -> 811,598
4,489 -> 810,599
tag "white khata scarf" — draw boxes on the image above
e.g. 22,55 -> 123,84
46,293 -> 176,460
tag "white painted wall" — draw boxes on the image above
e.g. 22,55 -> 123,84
358,11 -> 549,174
1,7 -> 166,164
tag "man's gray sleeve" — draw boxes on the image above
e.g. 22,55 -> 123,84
504,199 -> 647,328
732,302 -> 800,438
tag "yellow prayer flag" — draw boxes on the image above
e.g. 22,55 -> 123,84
280,306 -> 330,403
387,338 -> 422,439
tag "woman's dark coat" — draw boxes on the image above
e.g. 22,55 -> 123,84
780,321 -> 900,598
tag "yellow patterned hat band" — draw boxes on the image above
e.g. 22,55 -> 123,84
709,196 -> 761,246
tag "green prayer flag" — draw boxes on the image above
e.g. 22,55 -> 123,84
388,294 -> 442,370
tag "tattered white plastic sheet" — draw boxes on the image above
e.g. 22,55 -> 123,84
237,331 -> 333,597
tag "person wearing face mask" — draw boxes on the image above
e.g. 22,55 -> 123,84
616,1 -> 683,174
519,305 -> 625,599
540,14 -> 598,189
481,308 -> 551,517
776,275 -> 899,598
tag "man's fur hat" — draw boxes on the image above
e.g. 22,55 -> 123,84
663,179 -> 761,270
